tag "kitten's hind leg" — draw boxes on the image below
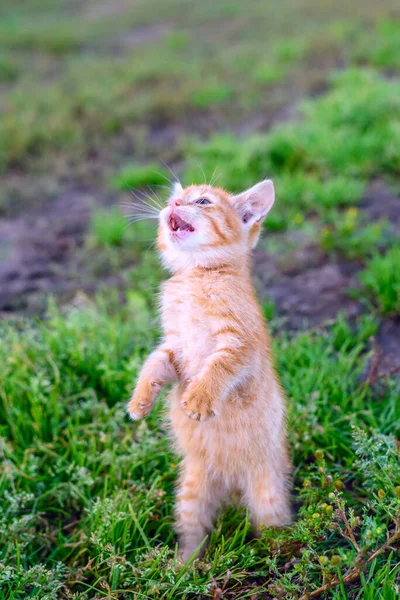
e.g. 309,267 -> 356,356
176,458 -> 224,563
244,468 -> 291,532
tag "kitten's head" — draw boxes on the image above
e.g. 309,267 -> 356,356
157,179 -> 275,271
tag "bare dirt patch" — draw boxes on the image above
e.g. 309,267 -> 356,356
82,0 -> 131,21
101,23 -> 171,54
375,318 -> 400,376
360,180 -> 400,233
254,246 -> 361,330
0,188 -> 92,314
117,24 -> 171,49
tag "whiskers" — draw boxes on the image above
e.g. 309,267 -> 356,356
120,187 -> 163,226
209,165 -> 221,188
120,162 -> 183,227
120,160 -> 183,223
193,161 -> 221,188
119,160 -> 221,229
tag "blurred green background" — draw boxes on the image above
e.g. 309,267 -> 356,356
0,1 -> 399,598
1,0 -> 400,318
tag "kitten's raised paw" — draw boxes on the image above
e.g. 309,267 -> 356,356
127,380 -> 161,420
180,384 -> 216,422
127,397 -> 152,420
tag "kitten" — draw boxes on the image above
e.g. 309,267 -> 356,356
127,179 -> 292,562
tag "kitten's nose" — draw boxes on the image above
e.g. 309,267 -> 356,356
171,199 -> 181,209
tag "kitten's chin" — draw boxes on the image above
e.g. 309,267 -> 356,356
159,238 -> 246,273
159,237 -> 199,272
158,219 -> 247,272
169,229 -> 194,241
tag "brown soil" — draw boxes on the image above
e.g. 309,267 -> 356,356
375,318 -> 400,375
361,180 -> 400,233
114,24 -> 171,51
253,238 -> 362,330
0,187 -> 92,314
82,0 -> 131,21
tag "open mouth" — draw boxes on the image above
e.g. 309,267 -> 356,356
168,213 -> 195,234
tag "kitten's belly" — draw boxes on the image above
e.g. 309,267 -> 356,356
168,384 -> 283,478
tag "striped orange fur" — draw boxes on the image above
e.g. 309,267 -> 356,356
128,179 -> 292,561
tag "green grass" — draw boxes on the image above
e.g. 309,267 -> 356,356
191,82 -> 233,108
0,304 -> 399,598
360,245 -> 400,315
85,216 -> 162,296
185,68 -> 400,191
0,2 -> 398,171
273,39 -> 310,64
252,63 -> 285,85
0,1 -> 169,55
252,37 -> 309,85
352,18 -> 400,70
0,54 -> 20,82
91,207 -> 126,247
112,164 -> 170,191
183,65 -> 400,262
319,208 -> 389,259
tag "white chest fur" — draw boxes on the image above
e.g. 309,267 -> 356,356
161,277 -> 215,380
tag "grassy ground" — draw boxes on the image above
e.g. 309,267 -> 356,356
0,1 -> 400,598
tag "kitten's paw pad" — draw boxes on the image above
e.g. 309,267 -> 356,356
126,380 -> 160,420
180,391 -> 216,422
126,397 -> 152,420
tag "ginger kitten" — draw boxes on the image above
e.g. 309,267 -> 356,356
127,179 -> 292,561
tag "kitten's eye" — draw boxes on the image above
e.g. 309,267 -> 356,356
196,198 -> 211,205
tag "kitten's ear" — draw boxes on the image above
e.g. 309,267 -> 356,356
231,179 -> 275,224
172,181 -> 183,196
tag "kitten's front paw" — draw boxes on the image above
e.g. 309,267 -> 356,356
180,381 -> 216,422
127,380 -> 161,420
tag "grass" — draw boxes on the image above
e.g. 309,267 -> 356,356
91,207 -> 126,247
191,82 -> 233,108
112,164 -> 170,191
86,216 -> 162,292
319,209 -> 389,259
183,65 -> 400,269
0,2 -> 398,171
184,67 -> 400,193
0,54 -> 20,82
0,303 -> 399,599
252,37 -> 310,85
352,18 -> 400,70
360,245 -> 400,315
